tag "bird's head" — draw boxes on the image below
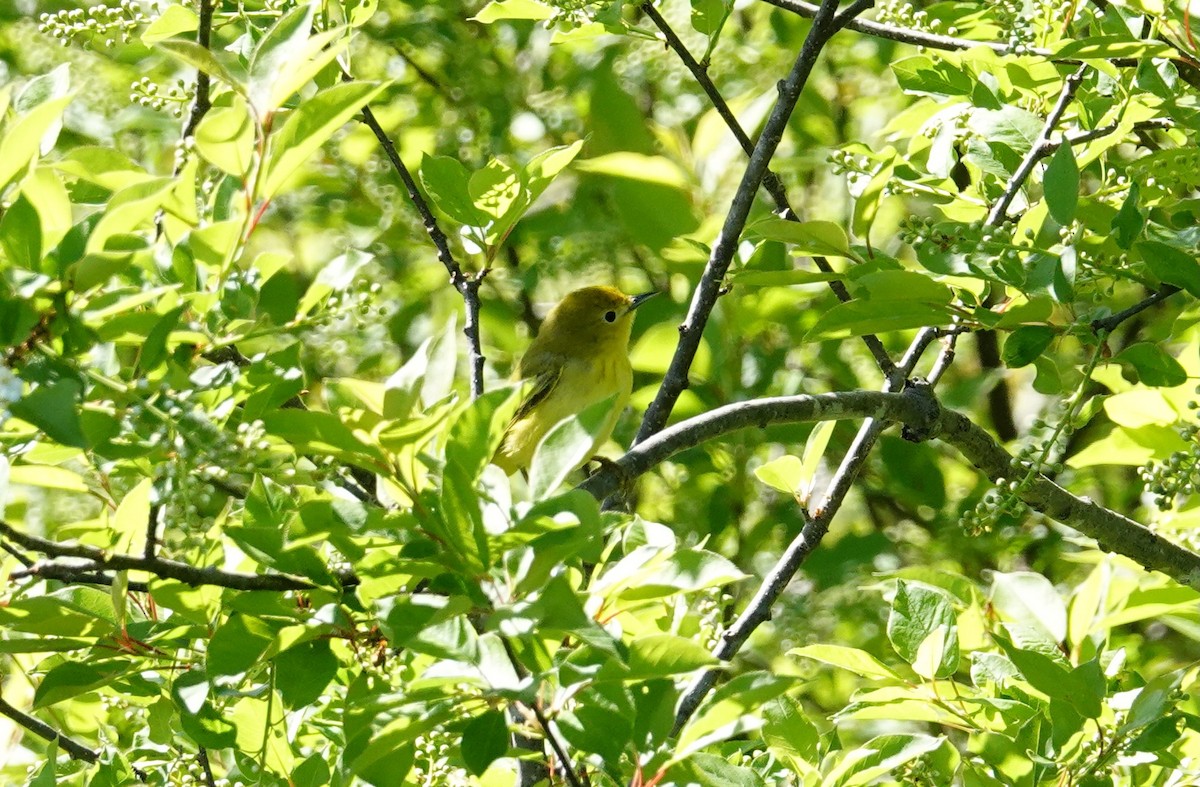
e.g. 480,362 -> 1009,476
535,286 -> 656,356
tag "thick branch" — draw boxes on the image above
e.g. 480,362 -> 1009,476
635,0 -> 870,444
0,695 -> 99,764
357,103 -> 488,400
940,408 -> 1200,587
584,391 -> 1200,591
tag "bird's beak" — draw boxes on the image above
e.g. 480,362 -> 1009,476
628,291 -> 658,312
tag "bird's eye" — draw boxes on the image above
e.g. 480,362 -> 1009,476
604,310 -> 617,323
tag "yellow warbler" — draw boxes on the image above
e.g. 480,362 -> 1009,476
493,286 -> 656,474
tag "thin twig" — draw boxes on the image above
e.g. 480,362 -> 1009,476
763,0 -> 1200,74
1,520 -> 347,592
928,64 -> 1089,429
198,748 -> 216,787
1091,285 -> 1182,333
532,704 -> 584,787
356,102 -> 489,399
1,538 -> 33,566
640,0 -> 896,381
986,64 -> 1090,226
390,41 -> 456,102
0,695 -> 99,764
926,332 -> 959,387
635,0 -> 869,444
144,503 -> 161,561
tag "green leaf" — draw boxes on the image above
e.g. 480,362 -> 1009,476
154,40 -> 243,94
599,547 -> 747,601
1112,183 -> 1143,249
276,640 -> 338,709
195,99 -> 255,178
827,734 -> 945,787
528,393 -> 619,500
261,409 -> 384,467
0,94 -> 75,195
1044,143 -> 1079,225
626,634 -> 718,678
262,80 -> 391,199
33,660 -> 128,708
0,194 -> 42,269
891,56 -> 974,96
141,4 -> 199,44
419,155 -> 488,226
29,740 -> 56,786
461,710 -> 509,776
730,269 -> 845,287
1116,343 -> 1188,387
436,461 -> 489,573
297,248 -> 374,317
445,387 -> 519,483
851,270 -> 954,303
1054,36 -> 1175,60
558,682 -> 635,761
691,0 -> 730,35
1137,240 -> 1200,298
10,379 -> 88,448
1001,325 -> 1055,368
990,571 -> 1066,645
1120,670 -> 1185,734
789,644 -> 901,681
852,153 -> 896,242
574,152 -> 690,188
207,613 -> 275,676
806,300 -> 952,341
523,140 -> 584,203
797,420 -> 835,505
762,695 -> 819,766
247,6 -> 348,115
471,0 -> 555,22
754,455 -> 803,496
968,105 -> 1043,156
886,581 -> 958,679
747,218 -> 854,259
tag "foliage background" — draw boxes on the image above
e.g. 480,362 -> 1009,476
2,0 -> 1200,784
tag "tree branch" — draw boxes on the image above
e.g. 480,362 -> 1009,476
533,703 -> 583,787
640,0 -> 897,382
762,0 -> 1200,77
1091,285 -> 1182,334
356,102 -> 489,400
0,520 -> 348,592
198,748 -> 216,787
178,0 -> 213,142
635,0 -> 871,444
0,695 -> 99,764
584,390 -> 1200,590
986,64 -> 1089,226
589,383 -> 1200,730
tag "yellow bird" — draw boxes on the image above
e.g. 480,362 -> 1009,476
493,286 -> 656,475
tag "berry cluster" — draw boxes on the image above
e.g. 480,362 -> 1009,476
38,1 -> 147,49
1139,393 -> 1200,511
131,77 -> 196,118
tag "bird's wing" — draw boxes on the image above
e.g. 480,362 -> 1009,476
509,365 -> 562,426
